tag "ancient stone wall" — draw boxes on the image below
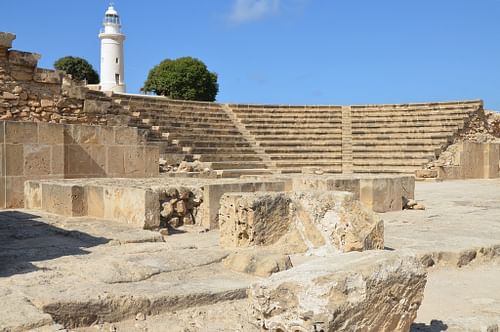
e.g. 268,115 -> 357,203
1,121 -> 159,208
0,32 -> 129,127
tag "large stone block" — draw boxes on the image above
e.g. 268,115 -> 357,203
5,176 -> 26,208
115,127 -> 139,145
64,145 -> 91,177
24,181 -> 41,210
38,123 -> 64,145
219,192 -> 291,248
4,144 -> 23,176
124,147 -> 145,176
106,146 -> 125,175
41,182 -> 86,217
23,144 -> 51,176
5,121 -> 38,144
8,50 -> 40,68
250,251 -> 427,332
219,191 -> 384,254
0,32 -> 16,49
86,185 -> 104,218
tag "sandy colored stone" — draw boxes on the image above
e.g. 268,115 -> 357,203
223,250 -> 293,277
250,250 -> 427,332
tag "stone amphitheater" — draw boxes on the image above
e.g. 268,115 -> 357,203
1,31 -> 500,332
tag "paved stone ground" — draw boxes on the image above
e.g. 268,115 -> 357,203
0,179 -> 499,331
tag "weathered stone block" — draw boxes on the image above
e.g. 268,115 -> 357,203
106,146 -> 125,175
4,144 -> 23,176
41,182 -> 86,216
220,191 -> 384,254
86,185 -> 104,218
250,251 -> 427,332
23,144 -> 51,176
97,126 -> 114,145
223,251 -> 293,277
8,50 -> 40,67
124,147 -> 145,176
38,122 -> 64,145
5,121 -> 38,144
0,32 -> 16,49
89,145 -> 106,176
66,125 -> 99,145
50,145 -> 64,175
360,177 -> 402,212
5,176 -> 26,208
33,68 -> 63,84
115,127 -> 139,145
219,192 -> 291,248
144,146 -> 160,177
64,145 -> 91,177
0,177 -> 5,209
24,181 -> 41,209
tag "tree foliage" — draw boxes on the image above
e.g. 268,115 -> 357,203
54,56 -> 99,84
143,57 -> 219,102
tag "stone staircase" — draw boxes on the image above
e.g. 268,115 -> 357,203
350,100 -> 483,173
112,94 -> 270,176
112,93 -> 483,176
228,104 -> 344,174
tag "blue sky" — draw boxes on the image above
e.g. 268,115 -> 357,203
1,1 -> 499,110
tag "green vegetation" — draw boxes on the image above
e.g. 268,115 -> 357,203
54,56 -> 99,84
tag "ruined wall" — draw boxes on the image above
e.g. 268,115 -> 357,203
0,32 -> 129,127
0,121 -> 159,208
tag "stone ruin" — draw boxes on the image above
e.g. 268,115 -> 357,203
1,31 -> 500,331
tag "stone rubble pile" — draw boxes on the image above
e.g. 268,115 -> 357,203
159,186 -> 203,228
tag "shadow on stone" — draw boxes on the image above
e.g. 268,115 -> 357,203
411,320 -> 449,332
0,210 -> 109,277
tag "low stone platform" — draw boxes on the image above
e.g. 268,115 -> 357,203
1,180 -> 499,331
24,174 -> 415,231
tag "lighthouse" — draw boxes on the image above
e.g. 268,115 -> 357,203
99,3 -> 126,93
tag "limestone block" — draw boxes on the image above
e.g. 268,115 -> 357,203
38,122 -> 64,145
5,121 -> 38,144
89,145 -> 106,176
219,191 -> 384,254
115,127 -> 139,145
292,191 -> 384,253
4,143 -> 23,176
124,147 -> 145,176
24,181 -> 41,209
250,251 -> 427,332
144,146 -> 160,177
33,68 -> 63,84
0,32 -> 16,49
102,186 -> 160,229
0,177 -> 5,209
5,176 -> 27,208
65,125 -> 99,144
223,251 -> 293,277
219,192 -> 291,248
0,121 -> 4,144
360,177 -> 402,212
50,145 -> 64,175
64,145 -> 91,177
41,182 -> 86,217
86,185 -> 104,218
106,146 -> 125,175
97,126 -> 115,145
23,144 -> 51,176
8,50 -> 41,68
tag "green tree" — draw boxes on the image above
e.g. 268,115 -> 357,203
143,57 -> 219,102
54,56 -> 99,84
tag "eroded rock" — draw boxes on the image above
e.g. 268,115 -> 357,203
250,250 -> 427,332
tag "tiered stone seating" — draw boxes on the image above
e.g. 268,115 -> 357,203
230,105 -> 343,174
113,95 -> 268,174
351,100 -> 483,173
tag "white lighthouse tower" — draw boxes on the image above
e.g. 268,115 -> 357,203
99,3 -> 126,93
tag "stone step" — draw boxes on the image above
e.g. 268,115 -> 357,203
353,133 -> 451,140
249,129 -> 343,135
253,134 -> 342,140
143,120 -> 238,130
167,133 -> 248,142
353,159 -> 429,166
279,166 -> 342,174
352,120 -> 465,128
239,114 -> 343,121
187,147 -> 261,154
151,125 -> 242,136
140,112 -> 233,122
352,145 -> 441,153
352,166 -> 418,174
259,140 -> 342,147
352,127 -> 459,136
352,139 -> 448,146
197,154 -> 262,162
209,161 -> 268,170
268,153 -> 342,160
263,146 -> 342,153
353,153 -> 435,159
178,141 -> 252,148
351,114 -> 469,123
217,168 -> 276,178
351,110 -> 474,119
241,118 -> 342,125
273,160 -> 342,168
244,123 -> 342,129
